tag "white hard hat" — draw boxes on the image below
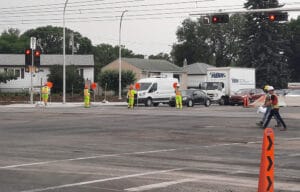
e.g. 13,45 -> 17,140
268,86 -> 274,91
176,83 -> 180,87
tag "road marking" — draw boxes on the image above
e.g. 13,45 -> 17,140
19,168 -> 183,192
125,178 -> 196,191
0,142 -> 261,169
0,149 -> 177,169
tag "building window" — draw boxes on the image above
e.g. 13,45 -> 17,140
15,69 -> 20,77
21,68 -> 25,79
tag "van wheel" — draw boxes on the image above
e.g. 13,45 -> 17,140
187,100 -> 194,107
205,99 -> 211,107
145,98 -> 152,107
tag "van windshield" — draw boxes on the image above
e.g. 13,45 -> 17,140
139,83 -> 152,91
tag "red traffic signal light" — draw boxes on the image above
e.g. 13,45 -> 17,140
268,12 -> 288,22
25,48 -> 32,66
34,50 -> 41,67
211,14 -> 229,24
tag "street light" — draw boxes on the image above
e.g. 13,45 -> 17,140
63,0 -> 69,104
118,10 -> 128,100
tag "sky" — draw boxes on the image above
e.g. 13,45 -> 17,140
0,0 -> 299,56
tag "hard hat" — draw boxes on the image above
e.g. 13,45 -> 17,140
267,86 -> 274,91
176,83 -> 180,87
263,85 -> 269,91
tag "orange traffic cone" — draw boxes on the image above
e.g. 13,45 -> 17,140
243,96 -> 249,108
258,128 -> 275,192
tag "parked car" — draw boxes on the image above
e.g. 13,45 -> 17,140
229,88 -> 265,105
169,89 -> 211,107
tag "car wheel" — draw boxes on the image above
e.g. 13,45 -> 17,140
205,99 -> 211,107
219,97 -> 225,105
153,103 -> 159,107
145,98 -> 152,107
187,99 -> 194,107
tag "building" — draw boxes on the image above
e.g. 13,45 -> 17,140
0,54 -> 94,92
183,62 -> 214,88
102,58 -> 187,88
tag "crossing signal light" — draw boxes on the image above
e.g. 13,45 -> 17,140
34,50 -> 41,67
211,14 -> 229,24
268,12 -> 288,22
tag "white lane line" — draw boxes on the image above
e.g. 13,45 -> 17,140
0,141 -> 261,169
0,149 -> 177,169
19,168 -> 183,192
125,178 -> 197,192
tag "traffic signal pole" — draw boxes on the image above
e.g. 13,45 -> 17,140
30,49 -> 34,104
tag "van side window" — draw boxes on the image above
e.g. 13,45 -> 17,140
149,83 -> 157,93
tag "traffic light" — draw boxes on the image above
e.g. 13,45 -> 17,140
25,48 -> 32,72
268,12 -> 288,22
211,14 -> 229,24
34,49 -> 41,67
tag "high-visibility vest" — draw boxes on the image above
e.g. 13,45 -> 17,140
175,89 -> 181,96
42,86 -> 49,95
84,88 -> 90,97
271,94 -> 279,109
128,89 -> 135,98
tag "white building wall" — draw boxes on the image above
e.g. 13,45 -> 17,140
0,67 -> 94,92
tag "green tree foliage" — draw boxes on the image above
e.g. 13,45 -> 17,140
171,16 -> 243,67
21,26 -> 93,54
98,70 -> 136,94
0,28 -> 27,53
288,17 -> 300,82
148,52 -> 170,61
0,71 -> 17,83
238,0 -> 290,88
47,65 -> 84,93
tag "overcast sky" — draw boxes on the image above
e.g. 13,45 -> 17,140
0,0 -> 299,56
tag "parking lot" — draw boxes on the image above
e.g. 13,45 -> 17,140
0,105 -> 299,192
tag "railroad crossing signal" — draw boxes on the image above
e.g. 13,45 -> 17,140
24,48 -> 42,72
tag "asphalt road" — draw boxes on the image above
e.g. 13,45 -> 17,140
0,105 -> 299,192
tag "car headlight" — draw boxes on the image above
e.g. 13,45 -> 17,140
139,92 -> 146,96
182,96 -> 187,101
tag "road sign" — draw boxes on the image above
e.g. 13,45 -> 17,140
30,37 -> 37,50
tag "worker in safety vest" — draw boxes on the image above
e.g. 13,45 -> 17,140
127,85 -> 136,109
41,83 -> 49,106
84,85 -> 90,108
175,84 -> 182,109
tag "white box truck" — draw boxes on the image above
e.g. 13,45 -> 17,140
136,77 -> 178,106
200,67 -> 256,105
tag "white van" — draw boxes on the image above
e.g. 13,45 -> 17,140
137,77 -> 178,106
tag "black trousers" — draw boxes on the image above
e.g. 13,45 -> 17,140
263,108 -> 286,129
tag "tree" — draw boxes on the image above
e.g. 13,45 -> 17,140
288,17 -> 300,82
21,26 -> 93,54
148,53 -> 170,61
0,28 -> 27,53
171,16 -> 244,67
98,70 -> 136,94
238,0 -> 291,88
47,65 -> 84,93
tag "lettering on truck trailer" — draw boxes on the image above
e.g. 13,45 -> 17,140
231,78 -> 254,85
209,72 -> 226,79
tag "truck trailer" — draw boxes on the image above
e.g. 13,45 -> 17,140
200,67 -> 256,105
